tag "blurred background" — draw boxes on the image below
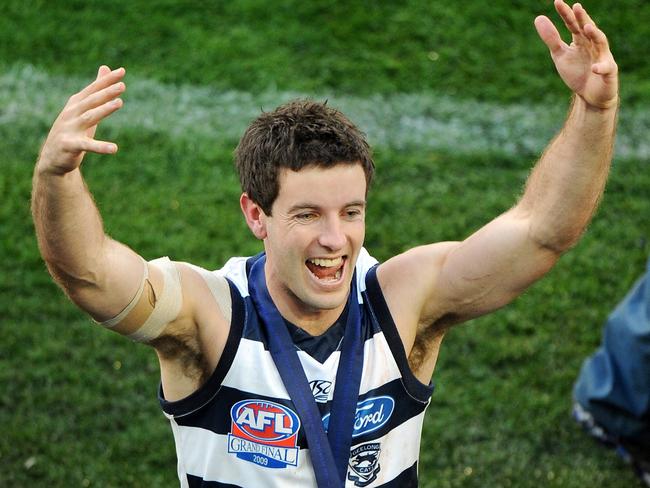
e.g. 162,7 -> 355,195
1,1 -> 648,486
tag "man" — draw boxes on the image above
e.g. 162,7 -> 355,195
573,259 -> 650,486
31,1 -> 618,486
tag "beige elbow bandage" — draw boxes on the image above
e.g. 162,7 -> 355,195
99,257 -> 182,342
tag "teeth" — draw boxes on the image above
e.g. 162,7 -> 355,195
308,257 -> 343,267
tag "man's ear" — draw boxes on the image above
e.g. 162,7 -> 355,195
240,193 -> 268,240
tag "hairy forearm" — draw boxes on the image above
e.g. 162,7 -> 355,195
31,67 -> 146,321
31,164 -> 108,289
517,95 -> 618,253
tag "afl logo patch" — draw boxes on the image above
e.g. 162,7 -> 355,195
348,442 -> 381,487
227,400 -> 300,469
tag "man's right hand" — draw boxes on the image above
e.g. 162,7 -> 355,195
37,65 -> 126,175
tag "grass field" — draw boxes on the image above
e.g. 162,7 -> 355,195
2,1 -> 649,486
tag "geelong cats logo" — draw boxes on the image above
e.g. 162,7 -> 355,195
348,442 -> 381,486
228,400 -> 301,469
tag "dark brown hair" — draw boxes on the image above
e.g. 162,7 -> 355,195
234,99 -> 374,215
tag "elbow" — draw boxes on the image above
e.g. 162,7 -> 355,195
42,253 -> 106,296
508,206 -> 579,255
527,224 -> 584,256
514,204 -> 589,255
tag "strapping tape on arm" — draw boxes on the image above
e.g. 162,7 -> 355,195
129,257 -> 182,342
99,258 -> 149,329
99,257 -> 183,342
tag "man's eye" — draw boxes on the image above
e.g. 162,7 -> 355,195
296,213 -> 316,222
345,209 -> 362,219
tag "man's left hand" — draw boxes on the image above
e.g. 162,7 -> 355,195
535,0 -> 618,110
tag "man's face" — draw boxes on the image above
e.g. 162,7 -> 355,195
262,163 -> 367,323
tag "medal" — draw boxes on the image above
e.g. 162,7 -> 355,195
248,255 -> 364,487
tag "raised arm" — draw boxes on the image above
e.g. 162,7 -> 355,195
377,1 -> 618,376
32,65 -> 148,324
32,66 -> 235,402
525,0 -> 618,245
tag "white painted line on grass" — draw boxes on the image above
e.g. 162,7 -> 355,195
1,64 -> 647,159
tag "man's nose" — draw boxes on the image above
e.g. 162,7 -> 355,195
318,217 -> 346,250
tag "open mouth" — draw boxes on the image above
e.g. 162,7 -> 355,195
305,256 -> 346,283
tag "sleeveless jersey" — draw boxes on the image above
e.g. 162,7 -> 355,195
159,248 -> 434,487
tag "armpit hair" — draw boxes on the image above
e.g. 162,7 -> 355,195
408,313 -> 457,373
150,332 -> 211,386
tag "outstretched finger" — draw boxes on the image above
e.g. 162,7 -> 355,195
77,98 -> 124,129
554,0 -> 581,35
73,81 -> 126,115
74,67 -> 126,102
573,3 -> 596,29
60,135 -> 117,155
534,15 -> 567,55
584,23 -> 611,52
77,137 -> 118,155
97,65 -> 111,79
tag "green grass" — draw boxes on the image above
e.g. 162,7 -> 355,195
3,0 -> 650,104
2,1 -> 650,486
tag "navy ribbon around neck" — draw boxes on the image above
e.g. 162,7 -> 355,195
248,255 -> 364,487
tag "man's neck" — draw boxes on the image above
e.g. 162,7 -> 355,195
266,284 -> 347,336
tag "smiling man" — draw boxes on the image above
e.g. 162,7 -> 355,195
31,1 -> 619,487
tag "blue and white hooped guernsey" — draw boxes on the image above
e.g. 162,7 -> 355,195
159,248 -> 434,488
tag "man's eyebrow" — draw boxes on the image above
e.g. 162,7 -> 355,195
344,200 -> 367,208
287,200 -> 366,213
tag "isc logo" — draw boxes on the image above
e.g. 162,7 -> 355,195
309,379 -> 333,403
230,400 -> 300,443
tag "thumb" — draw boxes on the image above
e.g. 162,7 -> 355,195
592,60 -> 618,79
534,15 -> 566,55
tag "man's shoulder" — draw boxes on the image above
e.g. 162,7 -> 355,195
356,248 -> 379,297
215,255 -> 252,298
156,256 -> 246,281
150,256 -> 238,311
